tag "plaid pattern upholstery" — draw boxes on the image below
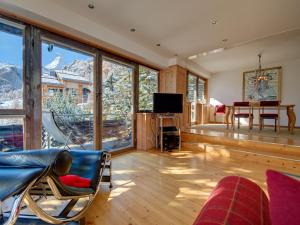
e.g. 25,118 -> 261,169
193,176 -> 271,225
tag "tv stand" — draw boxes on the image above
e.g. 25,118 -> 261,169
156,114 -> 181,152
160,113 -> 175,117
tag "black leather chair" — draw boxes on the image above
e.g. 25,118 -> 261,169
0,149 -> 111,225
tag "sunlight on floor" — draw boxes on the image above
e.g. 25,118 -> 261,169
84,149 -> 300,225
108,187 -> 132,200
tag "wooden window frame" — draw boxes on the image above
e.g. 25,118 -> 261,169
40,30 -> 100,150
0,11 -> 162,151
187,71 -> 208,103
102,56 -> 137,150
137,65 -> 159,112
0,16 -> 28,149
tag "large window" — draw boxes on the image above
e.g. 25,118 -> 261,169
0,19 -> 25,151
102,59 -> 134,151
138,66 -> 158,111
187,73 -> 207,103
187,73 -> 207,123
188,74 -> 197,102
197,78 -> 206,102
41,39 -> 95,150
0,14 -> 160,152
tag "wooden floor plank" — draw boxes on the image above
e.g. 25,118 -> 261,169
85,149 -> 300,225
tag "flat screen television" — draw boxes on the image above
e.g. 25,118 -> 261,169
153,93 -> 183,113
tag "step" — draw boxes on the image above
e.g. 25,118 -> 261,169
182,132 -> 300,159
182,141 -> 300,172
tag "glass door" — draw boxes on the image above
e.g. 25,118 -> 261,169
0,19 -> 25,152
102,58 -> 134,151
41,38 -> 95,150
188,74 -> 197,123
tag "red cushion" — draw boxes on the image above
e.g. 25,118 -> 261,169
266,170 -> 300,225
215,105 -> 226,114
59,175 -> 91,188
193,176 -> 271,225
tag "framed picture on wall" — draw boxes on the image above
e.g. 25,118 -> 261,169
243,66 -> 282,101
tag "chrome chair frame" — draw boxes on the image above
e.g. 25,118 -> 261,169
0,150 -> 111,225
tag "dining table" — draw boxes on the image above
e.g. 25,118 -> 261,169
224,104 -> 296,134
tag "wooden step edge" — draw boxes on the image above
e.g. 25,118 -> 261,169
181,132 -> 300,158
182,141 -> 300,161
181,132 -> 300,150
213,147 -> 300,171
181,141 -> 300,171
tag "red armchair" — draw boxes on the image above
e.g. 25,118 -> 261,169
214,104 -> 226,123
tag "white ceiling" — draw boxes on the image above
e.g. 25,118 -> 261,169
192,29 -> 300,73
1,0 -> 300,74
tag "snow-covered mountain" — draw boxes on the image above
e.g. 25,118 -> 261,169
62,59 -> 93,82
0,56 -> 93,95
0,63 -> 22,91
45,56 -> 63,70
43,57 -> 93,82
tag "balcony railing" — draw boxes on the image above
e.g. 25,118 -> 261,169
42,112 -> 132,151
1,112 -> 132,152
0,124 -> 23,152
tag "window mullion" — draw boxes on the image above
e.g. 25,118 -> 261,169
24,26 -> 42,150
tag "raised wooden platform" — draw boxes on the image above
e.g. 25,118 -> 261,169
182,124 -> 300,171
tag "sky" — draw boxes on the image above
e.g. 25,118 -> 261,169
0,30 -> 23,67
0,22 -> 92,68
42,42 -> 92,67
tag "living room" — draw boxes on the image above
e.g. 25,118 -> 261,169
0,1 -> 299,225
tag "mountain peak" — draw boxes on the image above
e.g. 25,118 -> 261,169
45,56 -> 63,70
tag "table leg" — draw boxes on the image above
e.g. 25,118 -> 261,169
231,107 -> 234,130
287,106 -> 296,134
160,118 -> 163,152
225,107 -> 231,129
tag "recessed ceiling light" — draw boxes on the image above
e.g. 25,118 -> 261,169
190,46 -> 225,60
208,47 -> 224,54
211,19 -> 217,25
156,43 -> 161,47
88,3 -> 95,9
188,55 -> 197,60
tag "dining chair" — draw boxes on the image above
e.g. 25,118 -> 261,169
233,101 -> 253,129
214,104 -> 226,123
259,101 -> 280,132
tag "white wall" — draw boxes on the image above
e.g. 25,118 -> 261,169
208,57 -> 300,127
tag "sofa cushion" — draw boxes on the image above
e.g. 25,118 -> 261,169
193,176 -> 271,225
266,170 -> 300,225
59,174 -> 91,188
215,104 -> 226,114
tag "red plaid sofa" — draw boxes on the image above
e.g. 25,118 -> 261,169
193,176 -> 271,225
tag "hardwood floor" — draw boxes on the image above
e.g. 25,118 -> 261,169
85,149 -> 300,225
